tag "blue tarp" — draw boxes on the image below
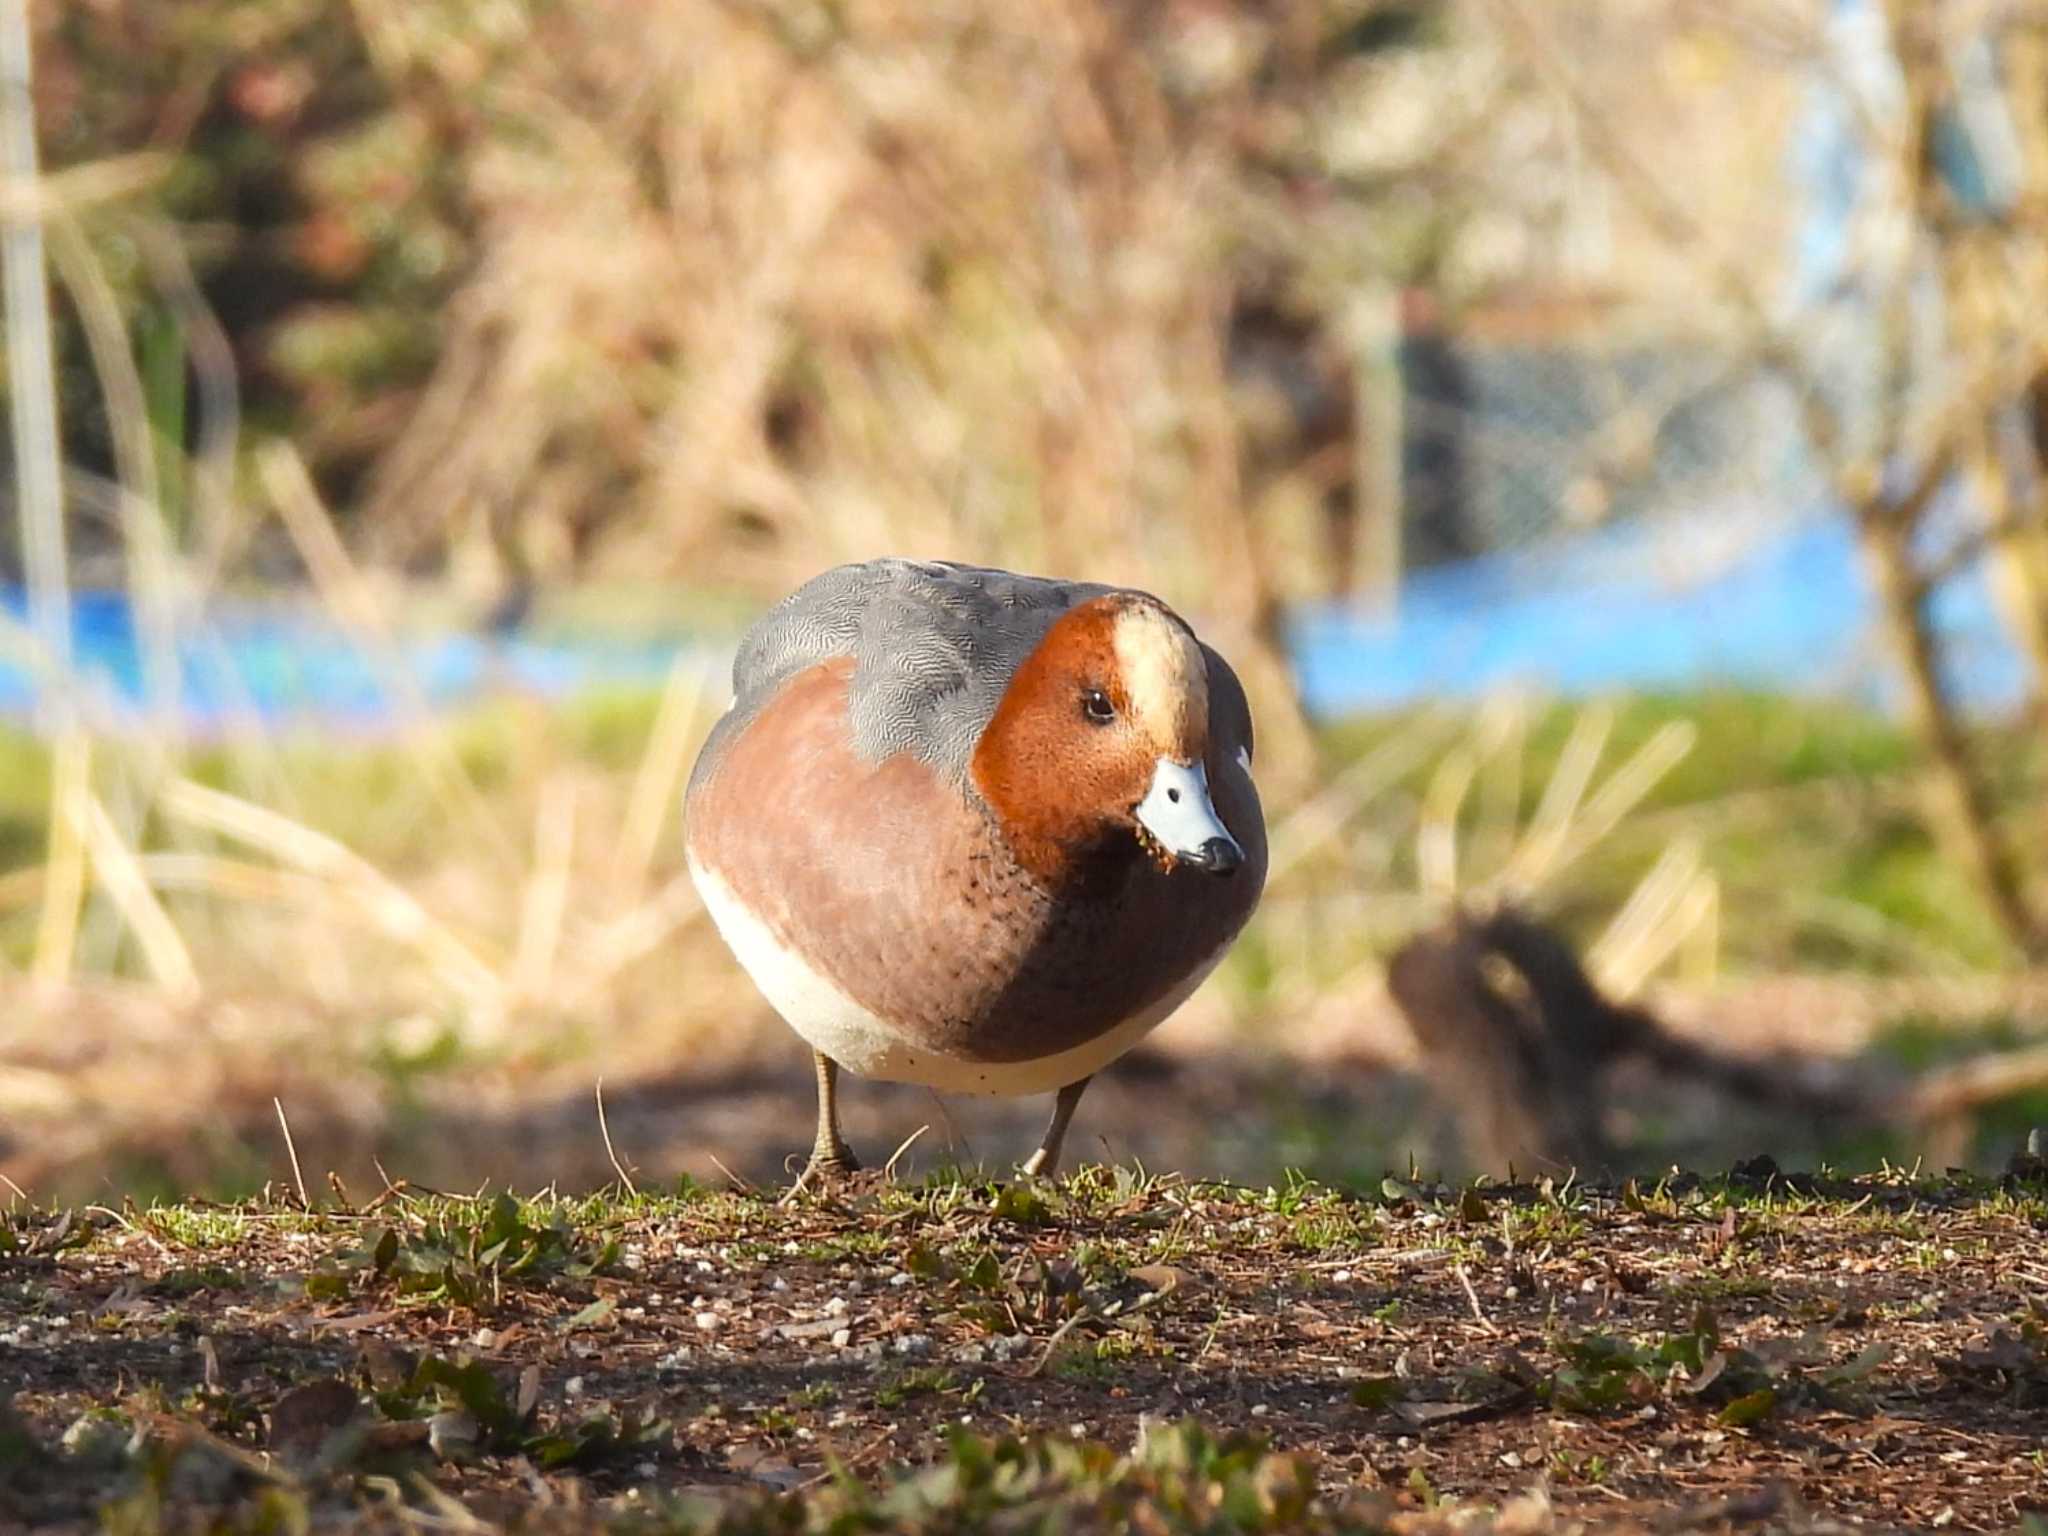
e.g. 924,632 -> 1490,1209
0,506 -> 2028,734
0,587 -> 693,734
1289,508 -> 2026,716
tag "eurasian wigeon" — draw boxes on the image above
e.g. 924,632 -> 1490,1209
683,559 -> 1267,1181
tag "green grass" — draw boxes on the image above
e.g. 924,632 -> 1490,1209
1326,687 -> 2023,972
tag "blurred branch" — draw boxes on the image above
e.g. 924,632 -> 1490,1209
48,217 -> 184,740
1900,1040 -> 2048,1124
1490,0 -> 2048,960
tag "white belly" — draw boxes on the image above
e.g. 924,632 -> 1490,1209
687,852 -> 1226,1096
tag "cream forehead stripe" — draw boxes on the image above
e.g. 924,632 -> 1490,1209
1111,604 -> 1209,753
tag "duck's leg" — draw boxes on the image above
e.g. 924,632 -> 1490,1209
804,1050 -> 862,1176
1020,1076 -> 1092,1178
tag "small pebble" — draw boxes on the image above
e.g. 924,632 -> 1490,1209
565,1376 -> 585,1397
771,1278 -> 790,1293
824,1297 -> 850,1317
655,1348 -> 692,1373
695,1312 -> 723,1333
889,1271 -> 914,1288
1250,1404 -> 1269,1418
831,1327 -> 852,1348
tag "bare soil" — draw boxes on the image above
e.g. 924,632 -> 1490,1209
3,1164 -> 2045,1532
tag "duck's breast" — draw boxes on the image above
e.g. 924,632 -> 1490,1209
684,656 -> 1263,1091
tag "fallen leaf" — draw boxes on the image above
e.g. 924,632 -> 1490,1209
559,1296 -> 616,1333
1129,1264 -> 1194,1296
1820,1342 -> 1890,1386
268,1378 -> 363,1465
1716,1388 -> 1776,1427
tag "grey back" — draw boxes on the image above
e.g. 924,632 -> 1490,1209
695,559 -> 1123,791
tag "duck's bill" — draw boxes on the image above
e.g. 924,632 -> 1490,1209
1135,758 -> 1244,876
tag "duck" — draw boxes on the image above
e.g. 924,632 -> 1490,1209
683,558 -> 1267,1181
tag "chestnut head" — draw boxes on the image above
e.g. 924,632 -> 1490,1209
970,592 -> 1246,887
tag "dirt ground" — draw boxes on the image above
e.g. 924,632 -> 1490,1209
4,964 -> 1974,1207
4,1164 -> 2045,1533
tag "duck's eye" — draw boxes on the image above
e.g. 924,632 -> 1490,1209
1081,688 -> 1116,725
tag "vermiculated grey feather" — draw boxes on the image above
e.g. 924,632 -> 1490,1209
696,559 -> 1123,789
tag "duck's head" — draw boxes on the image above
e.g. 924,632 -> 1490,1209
970,592 -> 1246,888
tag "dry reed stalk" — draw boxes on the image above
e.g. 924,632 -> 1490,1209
2,0 -> 80,993
31,728 -> 88,990
0,150 -> 169,219
135,852 -> 332,910
594,1078 -> 637,1196
559,871 -> 705,1015
273,1097 -> 310,1210
256,441 -> 515,867
1468,693 -> 1531,886
124,216 -> 242,595
510,776 -> 577,1005
77,790 -> 198,1001
1264,707 -> 1463,882
1503,704 -> 1612,891
1508,720 -> 1697,895
157,778 -> 503,1015
1,0 -> 64,690
610,655 -> 715,909
1586,835 -> 1709,1000
48,216 -> 184,738
1417,746 -> 1479,905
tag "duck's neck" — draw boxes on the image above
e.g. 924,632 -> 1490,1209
970,796 -> 1136,902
